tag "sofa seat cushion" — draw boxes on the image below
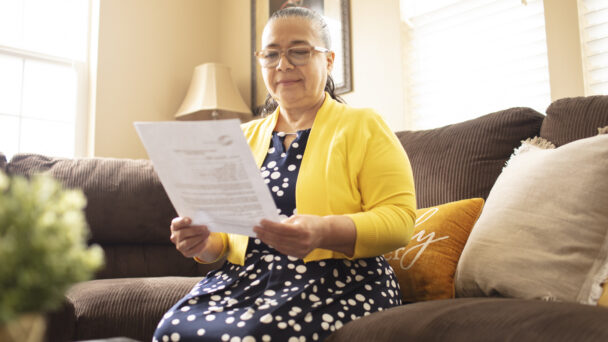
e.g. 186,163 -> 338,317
327,298 -> 608,342
396,107 -> 544,208
66,276 -> 200,342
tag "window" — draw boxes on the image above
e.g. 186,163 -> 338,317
0,0 -> 89,160
579,0 -> 608,95
401,0 -> 551,129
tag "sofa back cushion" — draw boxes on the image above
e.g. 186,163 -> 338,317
541,95 -> 608,146
6,154 -> 221,278
396,107 -> 544,208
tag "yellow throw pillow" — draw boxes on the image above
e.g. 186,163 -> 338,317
384,198 -> 484,302
599,282 -> 608,307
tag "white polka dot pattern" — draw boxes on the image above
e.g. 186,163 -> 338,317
153,129 -> 402,341
154,238 -> 401,341
259,130 -> 311,217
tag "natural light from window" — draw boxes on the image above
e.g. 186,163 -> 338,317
579,0 -> 608,95
0,0 -> 88,161
401,0 -> 552,130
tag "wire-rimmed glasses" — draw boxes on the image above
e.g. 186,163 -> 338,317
255,45 -> 330,68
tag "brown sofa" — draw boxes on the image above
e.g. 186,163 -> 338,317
2,95 -> 608,342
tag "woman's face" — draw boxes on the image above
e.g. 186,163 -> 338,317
260,17 -> 334,110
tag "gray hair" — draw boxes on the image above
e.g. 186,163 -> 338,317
260,6 -> 344,116
268,6 -> 332,49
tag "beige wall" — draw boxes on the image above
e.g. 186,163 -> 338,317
91,0 -> 405,158
341,0 -> 405,131
543,0 -> 585,100
213,0 -> 407,130
218,1 -> 252,108
93,0 -> 221,158
88,0 -> 593,158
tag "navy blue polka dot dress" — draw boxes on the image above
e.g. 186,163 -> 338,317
154,129 -> 403,342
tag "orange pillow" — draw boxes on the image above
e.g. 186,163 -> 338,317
384,198 -> 484,302
599,282 -> 608,307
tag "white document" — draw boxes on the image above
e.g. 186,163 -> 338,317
134,120 -> 280,237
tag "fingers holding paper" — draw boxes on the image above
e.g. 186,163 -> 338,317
170,217 -> 211,258
253,215 -> 327,259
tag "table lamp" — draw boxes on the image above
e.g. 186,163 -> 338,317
175,63 -> 252,121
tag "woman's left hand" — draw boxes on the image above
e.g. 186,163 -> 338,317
253,215 -> 328,259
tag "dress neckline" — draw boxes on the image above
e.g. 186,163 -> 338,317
273,128 -> 312,136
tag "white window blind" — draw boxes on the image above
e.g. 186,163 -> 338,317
0,0 -> 89,160
579,0 -> 608,95
401,0 -> 551,129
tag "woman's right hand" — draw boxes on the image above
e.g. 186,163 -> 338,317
170,217 -> 211,258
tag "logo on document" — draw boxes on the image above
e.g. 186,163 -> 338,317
218,135 -> 233,146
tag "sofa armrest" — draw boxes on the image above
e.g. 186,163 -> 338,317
44,297 -> 75,342
66,277 -> 200,342
0,152 -> 6,173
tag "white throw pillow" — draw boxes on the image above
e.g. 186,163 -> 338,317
454,133 -> 608,304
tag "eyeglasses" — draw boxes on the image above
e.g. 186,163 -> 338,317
254,45 -> 330,68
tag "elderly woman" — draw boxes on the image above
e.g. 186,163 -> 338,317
154,7 -> 416,342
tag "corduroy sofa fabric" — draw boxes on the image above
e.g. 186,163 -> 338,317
541,95 -> 608,146
7,95 -> 605,341
44,299 -> 75,342
395,107 -> 544,208
97,244 -> 220,279
6,154 -> 176,245
0,152 -> 6,172
66,277 -> 200,342
44,297 -> 76,342
5,154 -> 220,279
327,298 -> 608,342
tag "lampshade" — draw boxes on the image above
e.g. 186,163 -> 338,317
175,63 -> 252,121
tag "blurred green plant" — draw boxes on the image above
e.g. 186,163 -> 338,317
0,171 -> 104,324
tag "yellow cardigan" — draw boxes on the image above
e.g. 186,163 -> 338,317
211,95 -> 416,266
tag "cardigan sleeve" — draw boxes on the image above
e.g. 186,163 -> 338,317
192,232 -> 229,264
345,112 -> 416,258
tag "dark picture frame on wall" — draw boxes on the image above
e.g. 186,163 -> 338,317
250,0 -> 352,115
